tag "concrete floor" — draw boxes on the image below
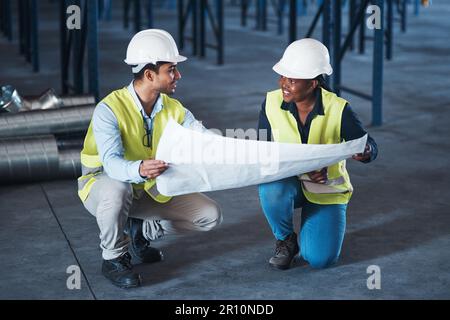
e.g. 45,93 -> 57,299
0,2 -> 449,299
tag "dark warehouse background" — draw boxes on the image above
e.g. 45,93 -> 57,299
0,0 -> 449,300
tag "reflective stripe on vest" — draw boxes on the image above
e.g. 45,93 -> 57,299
265,88 -> 353,205
78,87 -> 186,203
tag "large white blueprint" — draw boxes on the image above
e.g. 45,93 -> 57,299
156,119 -> 367,196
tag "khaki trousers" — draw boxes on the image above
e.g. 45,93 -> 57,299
83,174 -> 222,260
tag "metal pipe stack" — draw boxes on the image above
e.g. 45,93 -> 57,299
0,135 -> 59,183
0,88 -> 95,184
0,105 -> 94,138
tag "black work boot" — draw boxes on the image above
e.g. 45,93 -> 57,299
127,217 -> 164,263
102,252 -> 141,288
269,233 -> 300,270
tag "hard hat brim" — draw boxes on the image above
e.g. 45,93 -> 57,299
124,54 -> 188,65
272,61 -> 333,79
173,55 -> 188,63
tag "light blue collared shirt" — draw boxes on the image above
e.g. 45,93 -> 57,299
92,81 -> 206,184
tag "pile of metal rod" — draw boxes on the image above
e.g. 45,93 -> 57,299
0,88 -> 95,184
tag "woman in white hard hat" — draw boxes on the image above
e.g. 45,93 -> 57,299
258,38 -> 378,270
78,29 -> 222,288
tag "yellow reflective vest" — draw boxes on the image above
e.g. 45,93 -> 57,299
265,88 -> 353,205
78,87 -> 186,203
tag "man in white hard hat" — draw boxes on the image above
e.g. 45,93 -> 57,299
258,38 -> 378,270
78,29 -> 222,288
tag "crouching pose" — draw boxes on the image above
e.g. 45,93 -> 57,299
258,38 -> 378,270
78,29 -> 222,288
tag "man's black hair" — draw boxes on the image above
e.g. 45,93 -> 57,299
132,61 -> 169,80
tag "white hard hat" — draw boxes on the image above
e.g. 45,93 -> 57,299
273,38 -> 333,79
124,29 -> 187,73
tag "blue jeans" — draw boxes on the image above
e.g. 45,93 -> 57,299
258,177 -> 347,269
